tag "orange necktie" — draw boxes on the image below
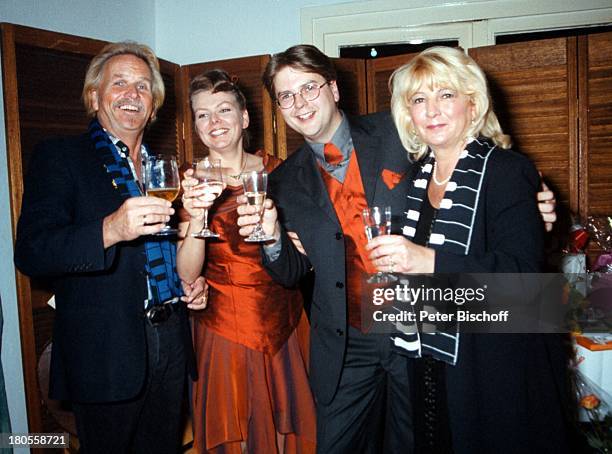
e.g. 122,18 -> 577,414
324,142 -> 344,167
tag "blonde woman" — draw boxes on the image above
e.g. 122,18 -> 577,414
366,47 -> 571,453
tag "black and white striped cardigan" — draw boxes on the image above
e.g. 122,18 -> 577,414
391,137 -> 496,365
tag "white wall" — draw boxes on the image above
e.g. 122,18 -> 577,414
1,0 -> 156,46
154,0 -> 350,64
0,0 -> 156,444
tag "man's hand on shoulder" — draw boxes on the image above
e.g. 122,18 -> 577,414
537,175 -> 557,232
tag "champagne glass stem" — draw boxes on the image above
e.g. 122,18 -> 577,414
254,210 -> 263,234
203,208 -> 209,232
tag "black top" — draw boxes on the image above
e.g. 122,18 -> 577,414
412,190 -> 438,247
411,186 -> 454,454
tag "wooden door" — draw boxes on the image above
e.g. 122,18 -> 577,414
469,38 -> 579,232
365,52 -> 419,114
273,57 -> 368,159
1,23 -> 181,437
579,30 -> 612,218
578,30 -> 612,260
179,55 -> 274,163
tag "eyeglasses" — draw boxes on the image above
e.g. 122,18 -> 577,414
276,81 -> 330,109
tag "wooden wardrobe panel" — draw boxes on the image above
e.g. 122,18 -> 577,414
366,52 -> 419,114
145,60 -> 183,162
469,38 -> 578,220
1,24 -> 110,436
332,57 -> 368,116
583,31 -> 612,217
180,55 -> 273,163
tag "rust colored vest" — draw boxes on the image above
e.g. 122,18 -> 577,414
320,151 -> 376,331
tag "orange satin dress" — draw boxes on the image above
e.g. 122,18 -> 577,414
190,152 -> 316,454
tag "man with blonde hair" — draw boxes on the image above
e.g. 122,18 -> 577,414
15,41 -> 204,453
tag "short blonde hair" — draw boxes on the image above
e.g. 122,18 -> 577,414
82,41 -> 165,120
389,46 -> 510,160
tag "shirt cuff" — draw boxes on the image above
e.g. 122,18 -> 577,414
262,235 -> 282,262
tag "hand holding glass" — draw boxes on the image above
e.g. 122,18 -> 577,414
242,170 -> 274,242
191,158 -> 223,238
363,206 -> 397,283
144,155 -> 180,235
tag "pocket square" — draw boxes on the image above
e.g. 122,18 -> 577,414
381,169 -> 405,190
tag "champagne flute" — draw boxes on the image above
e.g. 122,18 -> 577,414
191,157 -> 224,238
363,206 -> 398,283
143,154 -> 180,235
242,170 -> 274,242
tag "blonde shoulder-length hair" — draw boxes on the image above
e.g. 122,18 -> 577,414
389,46 -> 510,160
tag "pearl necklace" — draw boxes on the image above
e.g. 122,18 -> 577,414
227,154 -> 247,180
432,161 -> 452,186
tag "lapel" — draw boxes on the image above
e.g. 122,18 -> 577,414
350,117 -> 383,207
87,133 -> 130,207
291,143 -> 340,226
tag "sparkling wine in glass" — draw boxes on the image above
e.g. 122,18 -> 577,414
191,157 -> 224,238
363,206 -> 397,283
242,170 -> 274,242
364,206 -> 392,240
144,154 -> 180,235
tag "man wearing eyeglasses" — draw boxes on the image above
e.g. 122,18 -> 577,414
238,44 -> 415,453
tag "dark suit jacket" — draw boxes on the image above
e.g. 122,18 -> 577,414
263,112 -> 412,404
14,133 -> 193,403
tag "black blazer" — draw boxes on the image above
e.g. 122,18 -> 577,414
264,112 -> 413,404
14,133 -> 193,403
428,149 -> 571,453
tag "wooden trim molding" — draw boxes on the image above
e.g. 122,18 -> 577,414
0,22 -> 42,435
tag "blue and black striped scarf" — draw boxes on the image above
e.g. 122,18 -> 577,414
89,119 -> 181,306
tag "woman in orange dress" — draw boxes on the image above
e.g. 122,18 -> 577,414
177,69 -> 315,454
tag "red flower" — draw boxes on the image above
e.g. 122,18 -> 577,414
381,169 -> 404,190
580,394 -> 601,410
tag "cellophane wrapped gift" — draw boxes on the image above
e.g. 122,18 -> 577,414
563,218 -> 589,297
573,366 -> 612,450
586,216 -> 612,326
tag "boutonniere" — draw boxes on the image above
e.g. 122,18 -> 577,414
381,169 -> 405,190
